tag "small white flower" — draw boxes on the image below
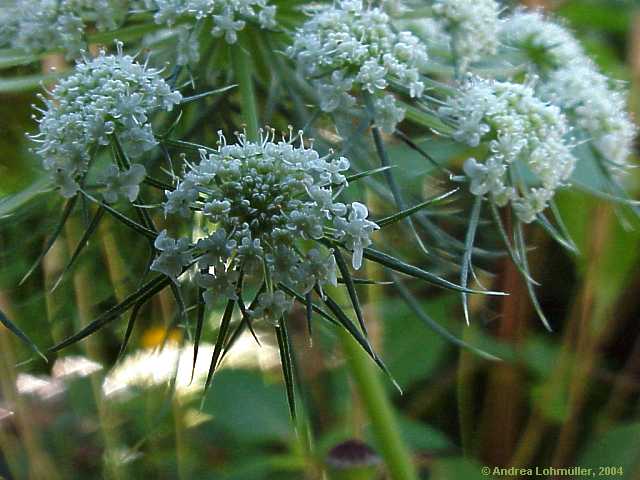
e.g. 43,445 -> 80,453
250,291 -> 293,324
334,202 -> 379,269
99,164 -> 147,203
150,230 -> 192,281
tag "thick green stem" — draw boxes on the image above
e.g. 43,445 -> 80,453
232,36 -> 259,142
338,329 -> 418,480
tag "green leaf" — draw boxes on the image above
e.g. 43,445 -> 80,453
488,202 -> 540,286
360,246 -> 506,296
578,423 -> 640,472
0,309 -> 47,362
49,274 -> 172,352
322,293 -> 400,392
393,278 -> 500,362
117,299 -> 145,360
375,189 -> 458,228
20,195 -> 77,285
277,284 -> 338,327
515,220 -> 552,332
275,317 -> 297,421
536,210 -> 579,254
51,206 -> 105,292
403,104 -> 456,135
0,73 -> 61,92
344,165 -> 394,184
204,298 -> 236,390
80,190 -> 156,239
369,121 -> 432,256
0,177 -> 53,219
220,283 -> 266,364
460,196 -> 483,325
180,84 -> 237,104
333,249 -> 367,336
0,48 -> 42,68
304,292 -> 313,340
201,369 -> 291,443
192,287 -> 206,382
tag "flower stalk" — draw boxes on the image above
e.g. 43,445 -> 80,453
338,328 -> 418,480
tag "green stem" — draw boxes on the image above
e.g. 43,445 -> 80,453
232,35 -> 259,142
338,329 -> 418,480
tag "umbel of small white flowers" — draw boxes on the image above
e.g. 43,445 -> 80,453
501,9 -> 637,172
151,127 -> 379,323
0,0 -> 129,57
428,0 -> 500,73
439,75 -> 576,223
288,0 -> 428,133
140,0 -> 277,63
30,42 -> 182,200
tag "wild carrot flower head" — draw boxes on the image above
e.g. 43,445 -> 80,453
439,76 -> 576,222
431,0 -> 500,71
141,0 -> 276,63
31,42 -> 182,198
1,0 -> 129,56
288,0 -> 428,132
152,128 -> 379,322
501,9 -> 636,170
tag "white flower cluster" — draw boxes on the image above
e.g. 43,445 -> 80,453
431,0 -> 500,71
32,43 -> 182,198
440,76 -> 576,222
151,129 -> 379,323
500,10 -> 583,70
141,0 -> 276,62
0,0 -> 129,56
501,10 -> 636,170
288,0 -> 428,133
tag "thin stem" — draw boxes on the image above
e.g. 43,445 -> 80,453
232,35 -> 259,142
338,329 -> 418,480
